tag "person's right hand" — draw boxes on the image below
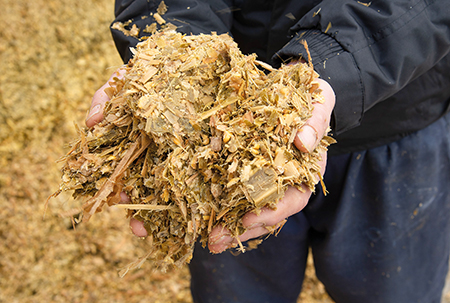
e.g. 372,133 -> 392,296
86,68 -> 149,237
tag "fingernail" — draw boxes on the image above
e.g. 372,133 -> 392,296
209,234 -> 235,254
209,234 -> 233,246
86,104 -> 101,123
297,125 -> 318,153
246,222 -> 265,230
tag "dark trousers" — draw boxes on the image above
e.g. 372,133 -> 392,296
189,112 -> 450,303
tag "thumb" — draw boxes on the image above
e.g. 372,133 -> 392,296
86,68 -> 125,128
295,78 -> 335,153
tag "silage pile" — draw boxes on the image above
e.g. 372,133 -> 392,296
52,29 -> 334,271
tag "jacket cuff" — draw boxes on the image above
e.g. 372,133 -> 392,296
273,30 -> 364,135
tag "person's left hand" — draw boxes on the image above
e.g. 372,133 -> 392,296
208,78 -> 335,253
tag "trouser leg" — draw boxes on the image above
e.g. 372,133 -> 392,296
306,114 -> 450,303
189,211 -> 310,303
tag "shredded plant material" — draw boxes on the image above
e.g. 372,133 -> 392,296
52,29 -> 334,271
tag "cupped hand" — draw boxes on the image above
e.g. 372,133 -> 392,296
89,69 -> 335,245
86,68 -> 151,237
208,78 -> 335,253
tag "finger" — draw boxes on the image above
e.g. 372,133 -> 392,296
208,225 -> 233,253
130,217 -> 148,238
86,68 -> 125,128
118,191 -> 149,238
295,78 -> 335,153
208,185 -> 313,254
242,185 -> 311,228
119,192 -> 131,203
85,83 -> 110,128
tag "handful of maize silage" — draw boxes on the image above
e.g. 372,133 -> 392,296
53,29 -> 334,272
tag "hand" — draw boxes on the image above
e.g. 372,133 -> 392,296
208,78 -> 335,253
89,70 -> 335,244
86,68 -> 150,237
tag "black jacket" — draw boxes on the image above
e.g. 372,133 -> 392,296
111,0 -> 450,155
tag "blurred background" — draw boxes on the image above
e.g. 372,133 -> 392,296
0,1 -> 447,302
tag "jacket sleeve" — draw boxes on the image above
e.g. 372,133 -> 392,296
112,0 -> 233,63
274,0 -> 450,134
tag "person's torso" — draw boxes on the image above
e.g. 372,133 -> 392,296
230,0 -> 450,154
